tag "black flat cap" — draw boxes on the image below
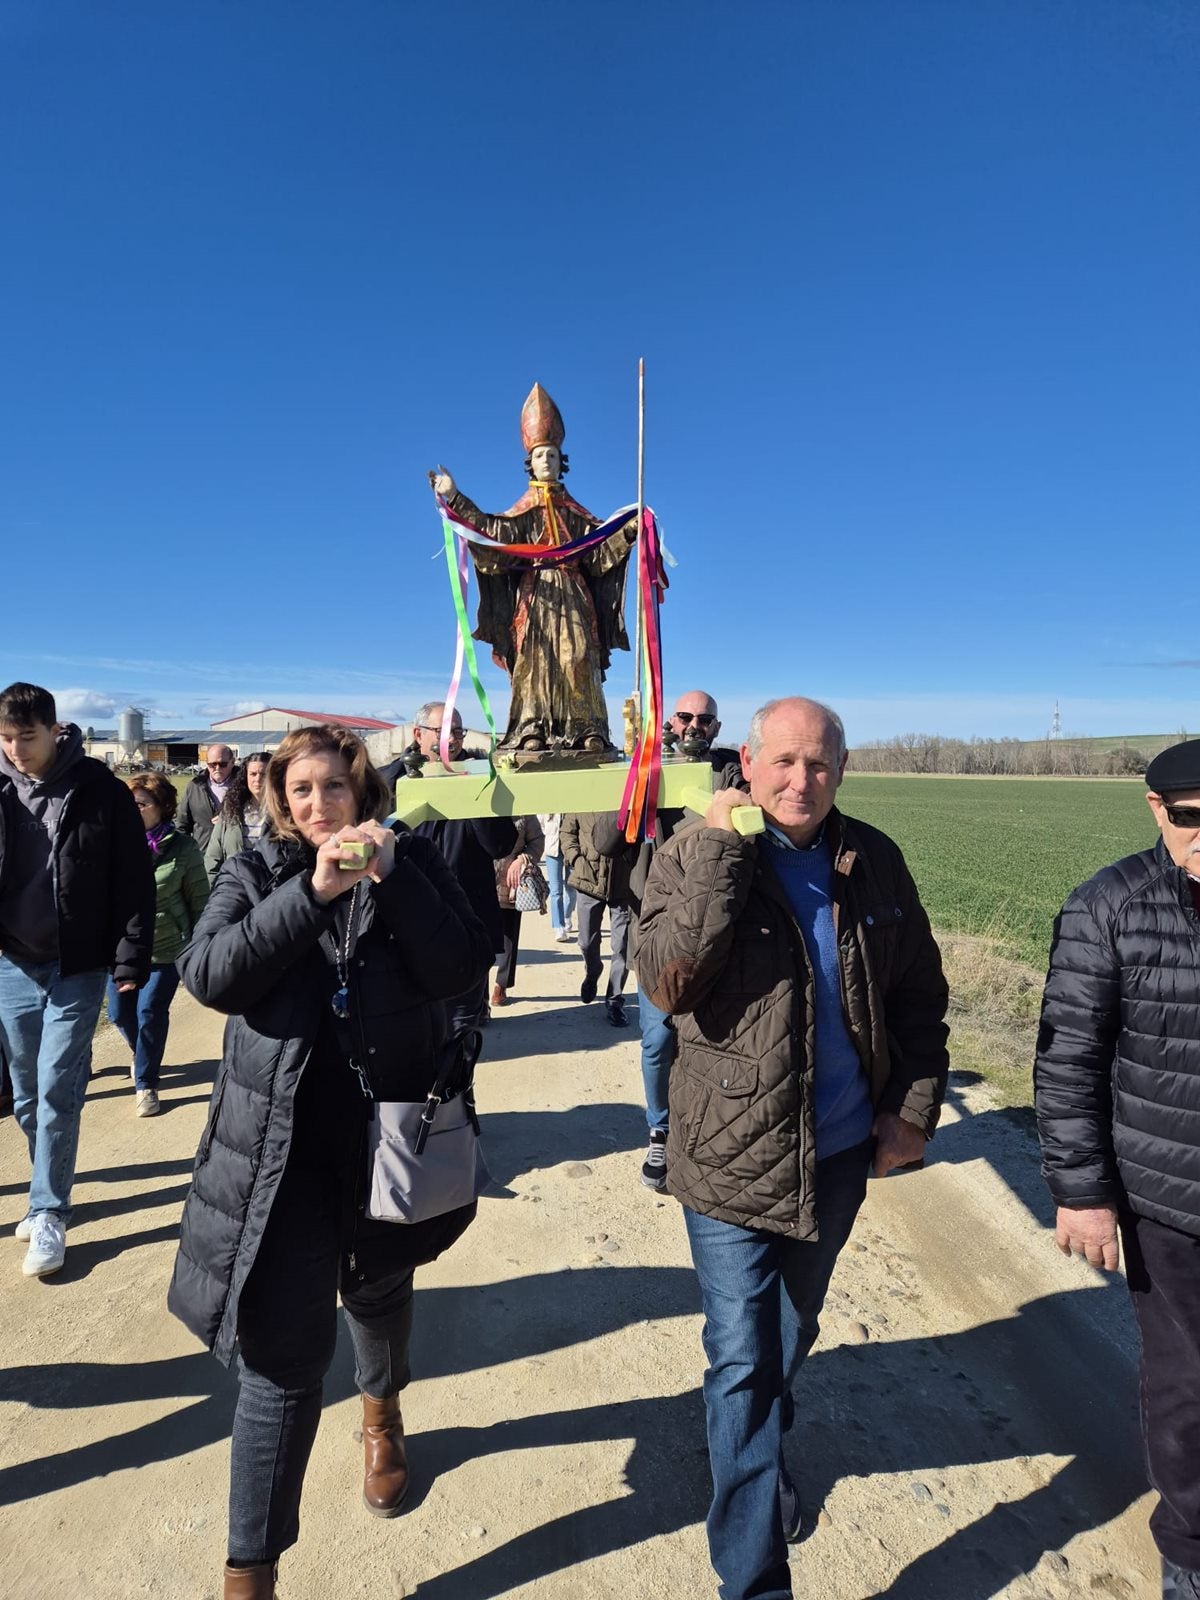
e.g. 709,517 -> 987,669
1145,740 -> 1200,795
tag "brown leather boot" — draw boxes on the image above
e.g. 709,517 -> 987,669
362,1392 -> 410,1517
223,1561 -> 277,1599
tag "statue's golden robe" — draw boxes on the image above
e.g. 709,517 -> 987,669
449,483 -> 635,748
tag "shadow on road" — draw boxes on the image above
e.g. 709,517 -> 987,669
478,1101 -> 646,1184
0,1258 -> 1146,1600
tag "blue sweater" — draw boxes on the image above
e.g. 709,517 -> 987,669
765,832 -> 874,1160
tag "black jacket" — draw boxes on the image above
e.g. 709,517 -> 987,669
177,771 -> 230,849
380,753 -> 517,953
1035,838 -> 1200,1237
168,828 -> 493,1365
0,751 -> 154,985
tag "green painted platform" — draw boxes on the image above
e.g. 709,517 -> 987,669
391,758 -> 715,824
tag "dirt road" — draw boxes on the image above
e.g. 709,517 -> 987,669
0,916 -> 1158,1599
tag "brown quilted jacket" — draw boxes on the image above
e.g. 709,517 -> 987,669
637,808 -> 949,1238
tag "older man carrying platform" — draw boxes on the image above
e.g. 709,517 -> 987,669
638,696 -> 949,1600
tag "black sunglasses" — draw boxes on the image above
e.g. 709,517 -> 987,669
1163,803 -> 1200,828
674,712 -> 717,728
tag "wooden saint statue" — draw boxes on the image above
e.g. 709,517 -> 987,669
432,384 -> 636,754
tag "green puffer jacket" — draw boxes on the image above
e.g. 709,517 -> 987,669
150,831 -> 210,964
637,808 -> 949,1240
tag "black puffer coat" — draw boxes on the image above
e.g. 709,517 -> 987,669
1035,839 -> 1200,1237
168,827 -> 493,1366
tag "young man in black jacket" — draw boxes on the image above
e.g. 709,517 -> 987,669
1036,739 -> 1200,1600
0,682 -> 154,1278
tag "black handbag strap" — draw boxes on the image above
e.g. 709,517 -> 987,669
415,1028 -> 484,1154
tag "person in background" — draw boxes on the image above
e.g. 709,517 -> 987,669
0,681 -> 153,1278
177,744 -> 238,851
1035,738 -> 1200,1600
205,752 -> 272,882
537,812 -> 576,943
638,696 -> 949,1600
379,703 -> 516,1037
169,723 -> 492,1600
561,811 -> 635,1027
491,815 -> 545,1008
596,688 -> 745,1192
107,771 -> 209,1117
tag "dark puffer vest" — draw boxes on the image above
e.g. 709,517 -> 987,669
1035,838 -> 1200,1237
167,828 -> 493,1365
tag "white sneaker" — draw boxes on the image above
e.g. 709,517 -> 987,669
22,1213 -> 66,1278
554,928 -> 570,943
136,1089 -> 160,1118
16,1213 -> 69,1243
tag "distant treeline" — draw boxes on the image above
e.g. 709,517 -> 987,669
846,733 -> 1188,778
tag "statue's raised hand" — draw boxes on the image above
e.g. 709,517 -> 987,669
429,465 -> 456,498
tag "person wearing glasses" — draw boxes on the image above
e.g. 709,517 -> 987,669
619,691 -> 744,1192
667,690 -> 722,750
178,744 -> 239,851
205,752 -> 273,883
107,771 -> 209,1117
169,724 -> 492,1599
1036,739 -> 1200,1600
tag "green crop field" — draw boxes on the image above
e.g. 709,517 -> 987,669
839,775 -> 1156,970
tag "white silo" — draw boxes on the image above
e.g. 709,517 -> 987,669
118,707 -> 145,763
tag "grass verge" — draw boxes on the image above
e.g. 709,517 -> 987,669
937,924 -> 1042,1110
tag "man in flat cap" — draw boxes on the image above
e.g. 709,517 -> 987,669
1035,738 -> 1200,1600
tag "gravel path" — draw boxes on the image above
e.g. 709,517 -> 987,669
0,915 -> 1159,1598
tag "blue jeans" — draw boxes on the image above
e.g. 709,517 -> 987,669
683,1139 -> 873,1600
0,956 -> 107,1219
544,853 -> 576,931
106,963 -> 179,1089
638,987 -> 675,1134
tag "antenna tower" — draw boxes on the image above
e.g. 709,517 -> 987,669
1050,700 -> 1062,740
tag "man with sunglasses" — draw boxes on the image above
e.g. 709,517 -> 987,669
1036,739 -> 1200,1600
632,691 -> 742,1191
177,744 -> 238,851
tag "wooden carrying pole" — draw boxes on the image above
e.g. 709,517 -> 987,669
633,358 -> 646,697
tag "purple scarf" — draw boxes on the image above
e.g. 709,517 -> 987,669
146,821 -> 175,858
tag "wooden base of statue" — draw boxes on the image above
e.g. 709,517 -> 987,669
391,757 -> 715,826
506,743 -> 625,772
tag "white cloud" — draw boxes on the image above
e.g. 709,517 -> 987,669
51,688 -> 119,722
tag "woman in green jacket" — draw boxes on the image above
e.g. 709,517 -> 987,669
106,771 -> 209,1117
204,752 -> 272,883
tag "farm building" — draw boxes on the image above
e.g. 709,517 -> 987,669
77,705 -> 492,771
210,706 -> 404,765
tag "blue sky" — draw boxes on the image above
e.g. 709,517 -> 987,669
2,1 -> 1197,746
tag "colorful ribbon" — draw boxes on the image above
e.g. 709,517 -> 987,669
438,501 -> 498,775
437,493 -> 643,566
619,507 -> 668,842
